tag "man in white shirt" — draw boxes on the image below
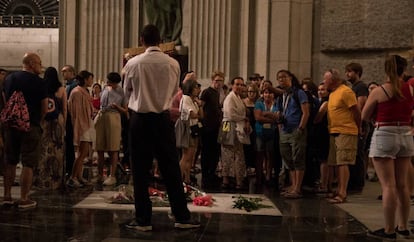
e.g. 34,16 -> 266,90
123,24 -> 200,232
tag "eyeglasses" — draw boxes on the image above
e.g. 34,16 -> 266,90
248,91 -> 255,93
277,76 -> 289,81
214,79 -> 224,82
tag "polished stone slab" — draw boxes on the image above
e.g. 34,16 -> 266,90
0,166 -> 383,242
74,191 -> 281,216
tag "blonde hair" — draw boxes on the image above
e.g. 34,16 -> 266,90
211,70 -> 225,80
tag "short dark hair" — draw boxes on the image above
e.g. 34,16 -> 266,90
345,63 -> 363,78
141,24 -> 161,46
107,72 -> 121,83
182,79 -> 199,96
230,76 -> 244,85
76,70 -> 94,86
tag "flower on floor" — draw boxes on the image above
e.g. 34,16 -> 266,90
107,185 -> 134,204
192,195 -> 214,206
183,183 -> 207,202
148,187 -> 165,197
106,183 -> 214,206
232,195 -> 273,212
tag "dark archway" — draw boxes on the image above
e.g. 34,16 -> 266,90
0,0 -> 59,27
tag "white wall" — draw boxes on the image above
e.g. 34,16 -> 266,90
0,28 -> 59,71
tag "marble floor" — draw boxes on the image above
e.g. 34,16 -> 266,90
0,167 -> 393,242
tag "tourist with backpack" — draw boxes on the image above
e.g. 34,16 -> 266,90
2,53 -> 48,209
276,70 -> 309,199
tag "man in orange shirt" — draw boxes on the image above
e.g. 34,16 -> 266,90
324,68 -> 361,204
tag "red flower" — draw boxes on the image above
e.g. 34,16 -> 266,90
192,195 -> 213,206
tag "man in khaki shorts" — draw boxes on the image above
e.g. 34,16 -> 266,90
323,69 -> 360,204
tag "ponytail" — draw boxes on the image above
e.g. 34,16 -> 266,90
384,55 -> 406,100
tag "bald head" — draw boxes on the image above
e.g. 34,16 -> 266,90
22,52 -> 42,75
323,68 -> 342,91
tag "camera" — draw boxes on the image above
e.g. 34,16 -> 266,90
277,114 -> 285,124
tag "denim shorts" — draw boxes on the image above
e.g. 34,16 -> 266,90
369,126 -> 414,159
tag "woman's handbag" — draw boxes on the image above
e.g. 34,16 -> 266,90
217,121 -> 236,146
93,109 -> 103,125
235,120 -> 251,145
190,122 -> 202,137
175,118 -> 190,148
175,98 -> 190,148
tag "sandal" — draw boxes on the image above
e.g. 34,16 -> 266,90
327,195 -> 346,204
280,187 -> 293,195
326,191 -> 338,199
283,191 -> 303,199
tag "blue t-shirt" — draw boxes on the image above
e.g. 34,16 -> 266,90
100,85 -> 127,112
276,89 -> 308,133
254,100 -> 277,135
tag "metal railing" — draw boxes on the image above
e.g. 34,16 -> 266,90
0,15 -> 59,28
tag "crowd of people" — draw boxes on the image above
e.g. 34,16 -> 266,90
0,25 -> 413,238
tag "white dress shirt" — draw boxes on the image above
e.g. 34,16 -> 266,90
123,46 -> 180,113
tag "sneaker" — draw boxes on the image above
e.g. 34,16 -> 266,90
395,226 -> 410,238
1,197 -> 15,206
125,220 -> 152,232
66,178 -> 83,188
78,177 -> 91,186
367,228 -> 396,241
103,176 -> 117,186
174,219 -> 201,229
18,199 -> 37,209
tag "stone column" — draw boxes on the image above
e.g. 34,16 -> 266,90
268,0 -> 313,82
59,0 -> 125,82
58,0 -> 77,70
185,0 -> 242,84
182,0 -> 313,85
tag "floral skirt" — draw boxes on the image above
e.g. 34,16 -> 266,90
220,139 -> 246,179
34,115 -> 65,190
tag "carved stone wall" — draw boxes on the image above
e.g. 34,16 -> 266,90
313,0 -> 414,83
